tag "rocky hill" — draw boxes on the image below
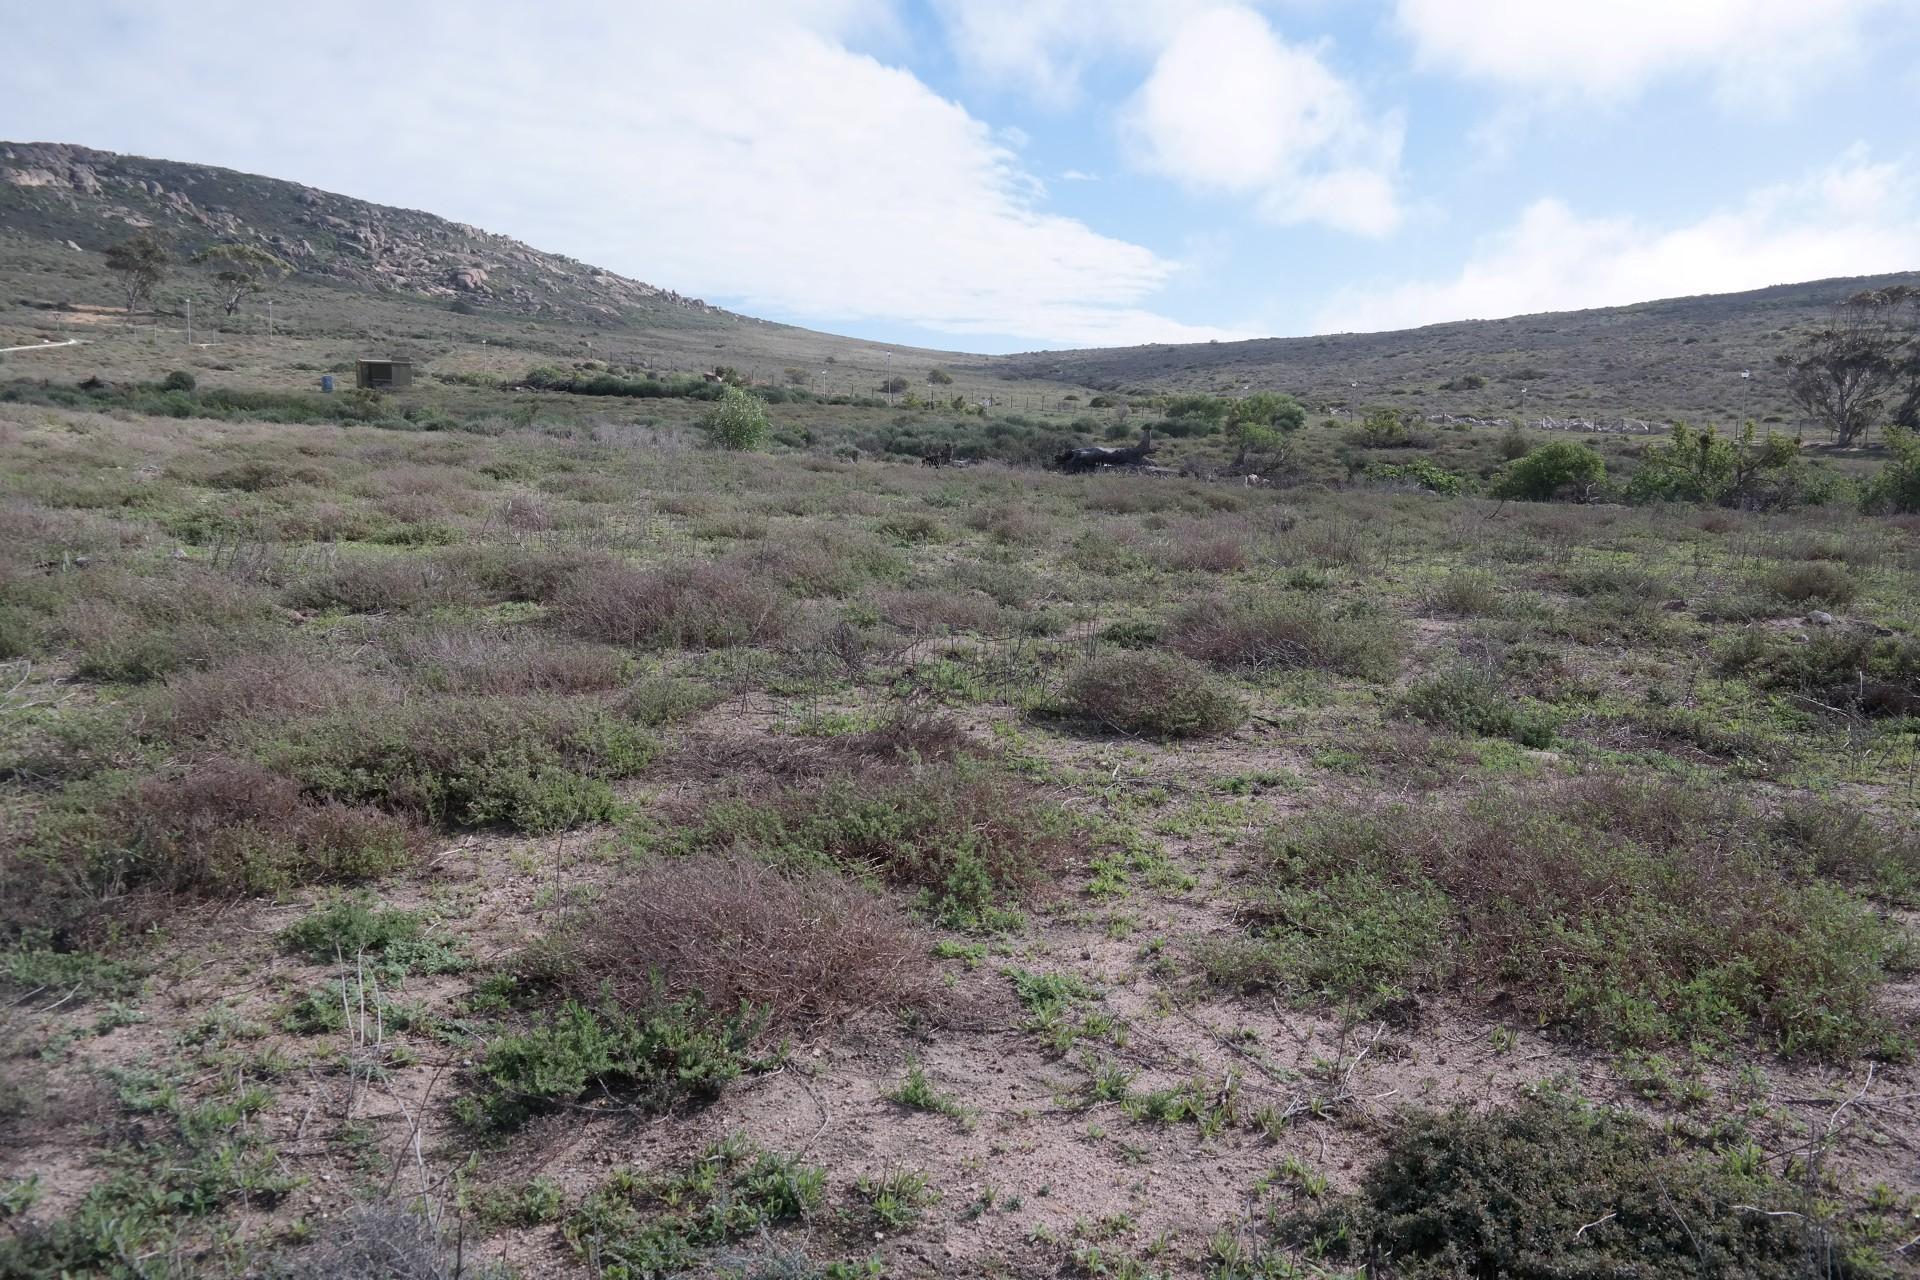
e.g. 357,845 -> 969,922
0,141 -> 738,326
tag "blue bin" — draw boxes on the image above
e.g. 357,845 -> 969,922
320,374 -> 335,393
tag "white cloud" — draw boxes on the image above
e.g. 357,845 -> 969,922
0,0 -> 1232,349
928,0 -> 1206,104
1394,0 -> 1895,106
1315,150 -> 1920,333
1122,6 -> 1403,235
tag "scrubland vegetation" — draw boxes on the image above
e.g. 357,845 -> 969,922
2,321 -> 1918,1275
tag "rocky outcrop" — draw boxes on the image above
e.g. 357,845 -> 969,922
0,140 -> 733,324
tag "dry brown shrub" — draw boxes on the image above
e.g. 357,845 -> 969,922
1158,530 -> 1249,573
672,711 -> 975,788
555,560 -> 787,648
964,504 -> 1051,545
1167,594 -> 1404,679
541,854 -> 934,1034
160,653 -> 386,739
289,555 -> 476,613
390,626 -> 627,694
500,491 -> 555,532
874,587 -> 1003,634
734,526 -> 904,597
443,544 -> 616,604
115,758 -> 422,896
1058,650 -> 1245,738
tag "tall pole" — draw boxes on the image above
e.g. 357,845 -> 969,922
267,299 -> 274,340
885,350 -> 893,405
1741,369 -> 1750,423
185,295 -> 192,346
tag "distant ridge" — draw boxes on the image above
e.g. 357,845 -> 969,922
981,270 -> 1920,422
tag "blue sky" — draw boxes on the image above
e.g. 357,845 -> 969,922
6,1 -> 1920,351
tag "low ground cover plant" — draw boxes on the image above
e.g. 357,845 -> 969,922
1203,777 -> 1909,1056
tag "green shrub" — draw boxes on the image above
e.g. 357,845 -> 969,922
1394,667 -> 1556,747
562,1136 -> 824,1275
462,999 -> 765,1130
261,697 -> 654,834
278,897 -> 465,976
1355,407 -> 1410,447
1862,424 -> 1920,513
159,370 -> 197,392
1491,441 -> 1605,502
1716,628 -> 1919,718
1423,568 -> 1504,616
0,1081 -> 296,1276
1363,458 -> 1467,495
1055,651 -> 1246,739
697,386 -> 771,451
1200,814 -> 1452,1009
1757,558 -> 1857,606
1287,1095 -> 1839,1279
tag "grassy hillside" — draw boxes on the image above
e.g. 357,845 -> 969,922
984,271 -> 1920,428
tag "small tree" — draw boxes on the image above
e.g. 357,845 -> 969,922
104,234 -> 169,314
927,368 -> 954,385
697,385 -> 770,451
1490,441 -> 1605,502
783,367 -> 809,386
1226,391 -> 1306,469
1626,422 -> 1801,509
879,376 -> 909,395
194,244 -> 290,316
1775,297 -> 1904,446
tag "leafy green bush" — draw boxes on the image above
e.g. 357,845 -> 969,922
261,697 -> 654,833
520,365 -> 723,400
1394,667 -> 1556,747
1862,424 -> 1920,513
159,370 -> 197,392
562,1136 -> 824,1275
461,999 -> 765,1130
1356,407 -> 1410,447
1490,441 -> 1605,502
278,897 -> 464,975
1362,458 -> 1467,494
697,385 -> 771,451
1056,651 -> 1246,739
1625,421 -> 1819,508
1286,1095 -> 1839,1279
